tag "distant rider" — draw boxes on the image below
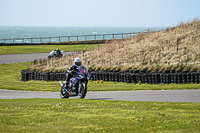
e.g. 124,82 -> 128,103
56,48 -> 61,55
65,57 -> 82,88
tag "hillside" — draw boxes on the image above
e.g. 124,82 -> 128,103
30,18 -> 200,72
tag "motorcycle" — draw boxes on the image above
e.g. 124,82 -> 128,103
48,50 -> 64,59
59,65 -> 90,99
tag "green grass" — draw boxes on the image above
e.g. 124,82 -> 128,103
0,62 -> 59,91
89,80 -> 200,91
0,99 -> 199,133
0,62 -> 200,92
0,44 -> 103,55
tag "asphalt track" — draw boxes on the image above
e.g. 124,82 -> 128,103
0,53 -> 200,103
0,89 -> 200,103
0,52 -> 77,64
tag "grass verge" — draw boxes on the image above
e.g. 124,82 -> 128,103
0,62 -> 58,91
0,99 -> 199,132
0,62 -> 200,92
0,44 -> 103,55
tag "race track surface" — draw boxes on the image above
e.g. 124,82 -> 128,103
0,53 -> 49,64
0,52 -> 77,64
0,53 -> 200,103
0,89 -> 200,103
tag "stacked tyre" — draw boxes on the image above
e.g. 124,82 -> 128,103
21,69 -> 29,81
21,69 -> 200,84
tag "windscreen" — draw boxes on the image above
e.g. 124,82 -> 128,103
79,65 -> 88,75
79,65 -> 87,70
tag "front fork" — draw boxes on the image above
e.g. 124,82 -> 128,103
78,80 -> 82,96
78,80 -> 87,96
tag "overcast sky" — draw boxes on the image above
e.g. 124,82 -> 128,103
0,0 -> 199,27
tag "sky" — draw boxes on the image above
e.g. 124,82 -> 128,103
0,0 -> 200,27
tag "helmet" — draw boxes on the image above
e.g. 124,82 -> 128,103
74,57 -> 82,67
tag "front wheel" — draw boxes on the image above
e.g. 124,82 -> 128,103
60,87 -> 69,98
48,56 -> 52,59
78,83 -> 87,98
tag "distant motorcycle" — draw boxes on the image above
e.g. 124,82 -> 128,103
48,50 -> 64,59
59,65 -> 90,99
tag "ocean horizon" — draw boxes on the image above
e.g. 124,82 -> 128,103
0,26 -> 164,43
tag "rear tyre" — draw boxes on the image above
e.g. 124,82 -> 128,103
60,87 -> 69,98
78,83 -> 87,98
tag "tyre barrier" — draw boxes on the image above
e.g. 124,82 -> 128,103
21,69 -> 200,84
21,69 -> 66,81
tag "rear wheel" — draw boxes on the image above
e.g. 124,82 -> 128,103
78,83 -> 87,98
60,87 -> 69,98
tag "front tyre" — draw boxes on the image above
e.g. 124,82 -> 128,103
60,87 -> 69,98
78,83 -> 87,98
48,56 -> 51,59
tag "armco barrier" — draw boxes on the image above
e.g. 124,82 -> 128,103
21,69 -> 200,84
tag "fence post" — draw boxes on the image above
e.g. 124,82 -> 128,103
59,37 -> 61,42
113,34 -> 114,39
122,34 -> 123,39
31,38 -> 33,44
85,35 -> 87,41
95,35 -> 96,40
68,36 -> 70,42
77,36 -> 78,41
103,35 -> 105,40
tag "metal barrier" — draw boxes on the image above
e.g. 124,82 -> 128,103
0,32 -> 148,44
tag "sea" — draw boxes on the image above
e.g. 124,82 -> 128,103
0,26 -> 162,43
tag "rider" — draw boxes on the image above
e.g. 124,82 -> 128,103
65,57 -> 82,88
56,48 -> 61,55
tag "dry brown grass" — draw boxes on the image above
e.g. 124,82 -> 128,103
30,18 -> 200,72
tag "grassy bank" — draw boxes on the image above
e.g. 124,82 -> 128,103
30,19 -> 200,72
0,62 -> 200,92
0,44 -> 103,55
0,99 -> 199,132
